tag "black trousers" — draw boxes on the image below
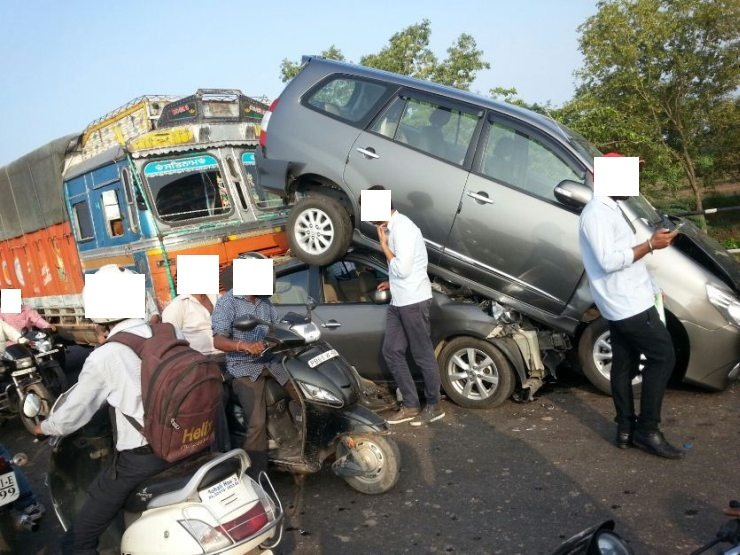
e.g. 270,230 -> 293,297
62,449 -> 170,555
609,306 -> 675,433
381,299 -> 441,408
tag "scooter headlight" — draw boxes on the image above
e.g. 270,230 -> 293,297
297,381 -> 343,407
706,283 -> 740,328
14,357 -> 34,370
178,519 -> 232,552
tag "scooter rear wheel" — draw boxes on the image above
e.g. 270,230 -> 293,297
339,435 -> 401,495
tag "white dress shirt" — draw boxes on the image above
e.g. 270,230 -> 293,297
162,294 -> 220,355
579,197 -> 659,321
387,211 -> 432,307
41,319 -> 157,451
0,320 -> 21,356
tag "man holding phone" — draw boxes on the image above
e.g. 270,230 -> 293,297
365,185 -> 445,427
579,153 -> 683,459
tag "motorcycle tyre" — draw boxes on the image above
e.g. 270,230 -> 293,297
18,383 -> 53,436
39,361 -> 68,398
340,434 -> 401,495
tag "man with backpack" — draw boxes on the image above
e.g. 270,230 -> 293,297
36,264 -> 221,554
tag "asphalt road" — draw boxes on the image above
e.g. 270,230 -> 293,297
2,346 -> 738,554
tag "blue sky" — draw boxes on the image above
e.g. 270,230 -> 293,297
0,0 -> 598,166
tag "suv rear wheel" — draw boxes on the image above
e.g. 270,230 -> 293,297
287,194 -> 352,265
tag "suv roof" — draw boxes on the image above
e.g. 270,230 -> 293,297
300,55 -> 574,150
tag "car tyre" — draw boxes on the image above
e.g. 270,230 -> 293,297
578,317 -> 642,396
438,337 -> 516,409
287,195 -> 352,266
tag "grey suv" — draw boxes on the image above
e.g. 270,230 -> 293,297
256,55 -> 740,395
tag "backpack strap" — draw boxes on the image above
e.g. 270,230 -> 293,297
106,330 -> 147,356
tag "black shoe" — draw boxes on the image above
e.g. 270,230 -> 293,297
632,430 -> 684,459
386,406 -> 421,425
616,431 -> 632,449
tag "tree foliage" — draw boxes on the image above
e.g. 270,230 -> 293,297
280,20 -> 489,90
563,0 -> 740,218
280,45 -> 345,83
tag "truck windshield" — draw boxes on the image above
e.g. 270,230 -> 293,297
143,154 -> 232,223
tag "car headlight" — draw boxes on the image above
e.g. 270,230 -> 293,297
297,381 -> 343,406
179,519 -> 232,552
706,283 -> 740,328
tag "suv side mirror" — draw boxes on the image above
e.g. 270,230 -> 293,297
554,180 -> 593,208
233,316 -> 262,332
373,290 -> 391,304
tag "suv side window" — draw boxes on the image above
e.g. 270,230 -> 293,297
306,77 -> 388,123
371,96 -> 478,166
481,121 -> 585,201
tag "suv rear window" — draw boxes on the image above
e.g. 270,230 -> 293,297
306,77 -> 388,123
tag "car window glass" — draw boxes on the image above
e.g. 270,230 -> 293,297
482,122 -> 584,201
307,78 -> 388,123
371,96 -> 405,139
322,260 -> 386,303
395,97 -> 477,165
271,268 -> 309,305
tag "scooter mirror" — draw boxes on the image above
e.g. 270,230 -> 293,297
233,316 -> 261,332
23,393 -> 42,418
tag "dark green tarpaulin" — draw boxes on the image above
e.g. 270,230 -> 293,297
0,134 -> 79,240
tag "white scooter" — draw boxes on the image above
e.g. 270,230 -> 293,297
27,389 -> 284,554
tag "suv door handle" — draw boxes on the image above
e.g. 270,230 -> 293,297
356,147 -> 379,159
322,320 -> 342,328
466,191 -> 494,204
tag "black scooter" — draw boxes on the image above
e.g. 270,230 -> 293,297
228,301 -> 401,494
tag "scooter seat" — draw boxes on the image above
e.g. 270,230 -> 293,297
124,451 -> 241,513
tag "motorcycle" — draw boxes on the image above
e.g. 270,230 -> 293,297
0,441 -> 34,553
21,328 -> 68,392
690,500 -> 740,555
0,331 -> 66,435
551,520 -> 633,554
31,388 -> 284,555
228,301 -> 401,495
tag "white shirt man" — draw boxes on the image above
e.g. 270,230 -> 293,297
162,294 -> 220,355
0,320 -> 22,356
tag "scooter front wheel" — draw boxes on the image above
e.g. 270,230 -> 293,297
338,435 -> 401,495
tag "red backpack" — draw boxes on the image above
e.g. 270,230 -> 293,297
108,323 -> 223,462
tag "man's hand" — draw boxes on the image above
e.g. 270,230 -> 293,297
377,224 -> 389,248
650,228 -> 678,250
377,281 -> 390,292
242,341 -> 265,355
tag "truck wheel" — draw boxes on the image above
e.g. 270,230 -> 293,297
438,337 -> 515,408
340,435 -> 400,495
578,318 -> 642,396
18,383 -> 53,436
287,195 -> 352,266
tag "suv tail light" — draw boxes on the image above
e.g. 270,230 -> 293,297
259,98 -> 279,149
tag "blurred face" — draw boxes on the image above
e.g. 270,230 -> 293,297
95,324 -> 110,345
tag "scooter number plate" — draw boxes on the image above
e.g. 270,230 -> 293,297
201,473 -> 241,502
0,471 -> 19,506
307,349 -> 338,368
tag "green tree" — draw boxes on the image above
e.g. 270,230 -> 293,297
280,45 -> 345,83
567,0 -> 740,224
280,20 -> 490,91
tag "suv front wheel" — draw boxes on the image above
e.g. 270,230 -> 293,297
287,195 -> 352,265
